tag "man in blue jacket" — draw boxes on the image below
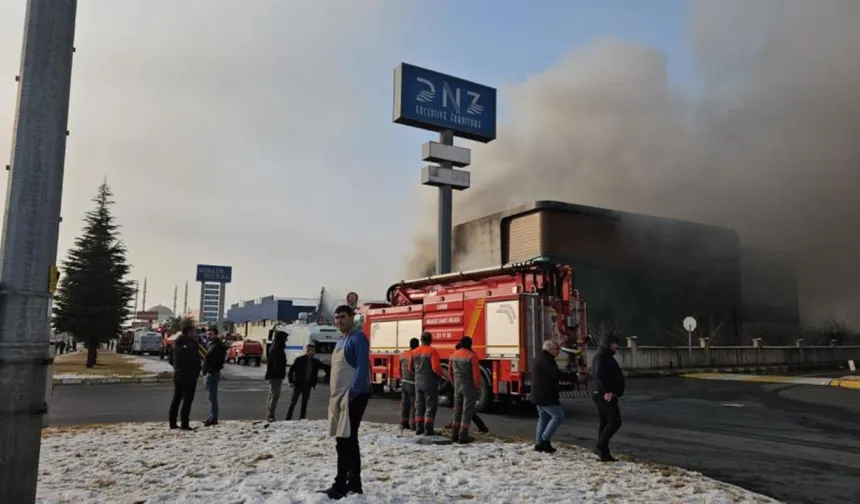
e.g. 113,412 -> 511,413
322,304 -> 370,500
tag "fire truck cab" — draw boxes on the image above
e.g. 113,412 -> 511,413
359,260 -> 590,413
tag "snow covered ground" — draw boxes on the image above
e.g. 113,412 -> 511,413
52,354 -> 172,380
37,420 -> 778,504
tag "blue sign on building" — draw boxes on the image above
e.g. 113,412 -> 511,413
196,264 -> 232,283
393,63 -> 497,143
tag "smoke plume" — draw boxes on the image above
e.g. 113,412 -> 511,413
406,0 -> 860,324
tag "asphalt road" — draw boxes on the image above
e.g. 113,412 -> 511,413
47,376 -> 860,504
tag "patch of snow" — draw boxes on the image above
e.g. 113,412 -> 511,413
131,355 -> 174,375
36,420 -> 778,504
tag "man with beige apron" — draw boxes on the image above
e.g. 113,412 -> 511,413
322,305 -> 371,500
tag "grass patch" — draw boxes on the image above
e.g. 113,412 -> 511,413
53,352 -> 149,377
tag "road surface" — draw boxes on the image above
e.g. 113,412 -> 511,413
47,376 -> 860,504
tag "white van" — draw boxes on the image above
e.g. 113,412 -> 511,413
132,330 -> 161,355
270,321 -> 340,370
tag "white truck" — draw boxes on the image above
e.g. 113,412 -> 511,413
269,320 -> 340,379
132,330 -> 161,355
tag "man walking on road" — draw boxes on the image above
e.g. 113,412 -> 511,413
592,333 -> 625,462
323,304 -> 371,500
449,336 -> 481,444
398,337 -> 420,430
409,331 -> 443,436
202,326 -> 228,426
287,343 -> 331,420
264,330 -> 288,422
169,320 -> 202,430
532,340 -> 577,453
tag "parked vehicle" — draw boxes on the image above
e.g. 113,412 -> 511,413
227,340 -> 263,366
360,260 -> 590,413
132,330 -> 162,355
268,321 -> 338,382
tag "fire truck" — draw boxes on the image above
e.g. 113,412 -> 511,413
359,260 -> 590,413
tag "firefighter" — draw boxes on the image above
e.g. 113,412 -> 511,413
399,337 -> 420,430
448,336 -> 481,444
408,331 -> 443,435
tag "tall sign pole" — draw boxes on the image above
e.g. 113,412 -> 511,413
0,1 -> 77,502
393,63 -> 497,275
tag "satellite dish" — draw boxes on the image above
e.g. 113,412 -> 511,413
683,316 -> 698,332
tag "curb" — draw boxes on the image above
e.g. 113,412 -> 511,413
828,377 -> 860,390
51,374 -> 262,386
626,366 -> 789,378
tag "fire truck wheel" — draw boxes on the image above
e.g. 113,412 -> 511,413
437,364 -> 454,408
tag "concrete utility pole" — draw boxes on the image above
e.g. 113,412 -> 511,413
141,277 -> 147,311
172,285 -> 177,315
0,1 -> 77,503
183,281 -> 188,314
436,129 -> 454,275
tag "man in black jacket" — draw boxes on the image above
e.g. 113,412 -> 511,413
287,343 -> 331,420
531,339 -> 577,453
202,326 -> 228,426
169,322 -> 202,430
265,330 -> 288,422
591,333 -> 625,462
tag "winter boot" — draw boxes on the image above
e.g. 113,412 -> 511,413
451,429 -> 460,443
400,419 -> 411,430
458,429 -> 474,444
424,422 -> 435,436
415,422 -> 425,436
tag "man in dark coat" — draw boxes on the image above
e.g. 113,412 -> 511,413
265,330 -> 288,421
169,322 -> 202,430
202,326 -> 228,426
591,333 -> 625,462
531,339 -> 577,453
287,343 -> 331,420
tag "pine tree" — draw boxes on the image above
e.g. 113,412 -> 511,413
52,181 -> 135,367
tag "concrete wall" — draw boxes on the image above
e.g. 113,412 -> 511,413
606,337 -> 860,370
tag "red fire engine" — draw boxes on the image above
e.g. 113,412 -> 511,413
359,260 -> 590,413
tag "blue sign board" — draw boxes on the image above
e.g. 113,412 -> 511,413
196,264 -> 232,283
393,63 -> 497,143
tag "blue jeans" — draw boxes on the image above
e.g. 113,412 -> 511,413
205,372 -> 221,421
535,405 -> 565,443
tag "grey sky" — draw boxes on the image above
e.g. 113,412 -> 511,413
1,1 -> 421,310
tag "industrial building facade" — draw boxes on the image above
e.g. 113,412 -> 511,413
225,296 -> 317,344
451,201 -> 798,344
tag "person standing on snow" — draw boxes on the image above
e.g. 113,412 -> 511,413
398,337 -> 420,430
532,339 -> 577,453
264,330 -> 289,422
448,336 -> 482,444
322,305 -> 371,500
168,320 -> 202,430
409,331 -> 443,436
286,343 -> 331,420
202,326 -> 228,426
591,333 -> 625,462
446,340 -> 490,434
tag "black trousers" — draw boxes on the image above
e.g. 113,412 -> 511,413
593,393 -> 622,450
333,392 -> 371,492
287,384 -> 312,419
169,379 -> 197,426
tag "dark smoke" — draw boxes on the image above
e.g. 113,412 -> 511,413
406,0 -> 860,324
